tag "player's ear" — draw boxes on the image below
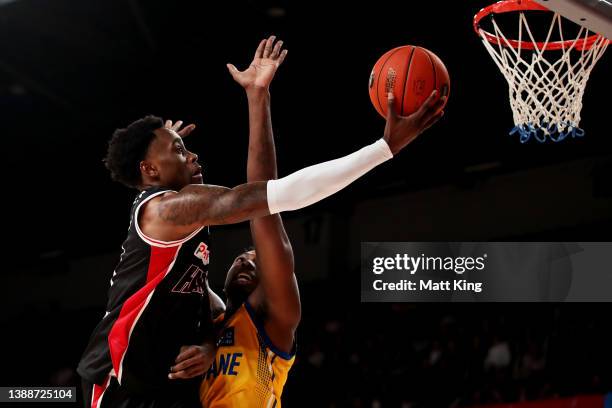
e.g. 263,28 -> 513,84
140,160 -> 159,178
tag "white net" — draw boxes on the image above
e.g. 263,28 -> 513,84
478,12 -> 608,142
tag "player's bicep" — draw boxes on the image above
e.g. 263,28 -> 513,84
157,183 -> 270,227
251,217 -> 295,288
156,186 -> 227,227
251,217 -> 300,327
139,193 -> 204,242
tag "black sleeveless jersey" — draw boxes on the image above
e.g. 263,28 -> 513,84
77,186 -> 213,395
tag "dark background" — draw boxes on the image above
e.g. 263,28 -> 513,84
1,0 -> 611,406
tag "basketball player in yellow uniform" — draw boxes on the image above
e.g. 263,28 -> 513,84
199,36 -> 298,407
180,34 -> 445,407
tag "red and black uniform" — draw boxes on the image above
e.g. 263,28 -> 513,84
78,186 -> 213,408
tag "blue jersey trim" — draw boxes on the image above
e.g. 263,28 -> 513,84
243,301 -> 296,361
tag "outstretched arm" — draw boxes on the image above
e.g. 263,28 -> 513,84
140,181 -> 270,242
228,36 -> 298,352
144,89 -> 445,243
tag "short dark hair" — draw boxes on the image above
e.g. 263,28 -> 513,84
104,115 -> 164,188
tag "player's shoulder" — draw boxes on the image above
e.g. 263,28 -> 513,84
140,188 -> 177,207
149,191 -> 178,205
137,188 -> 178,222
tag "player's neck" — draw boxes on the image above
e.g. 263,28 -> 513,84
225,296 -> 247,318
139,181 -> 162,191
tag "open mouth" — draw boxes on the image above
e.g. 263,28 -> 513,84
234,272 -> 254,284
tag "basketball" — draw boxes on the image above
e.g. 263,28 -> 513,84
368,46 -> 450,118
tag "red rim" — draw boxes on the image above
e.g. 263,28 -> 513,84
473,0 -> 609,51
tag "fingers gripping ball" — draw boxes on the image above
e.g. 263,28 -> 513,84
369,46 -> 450,117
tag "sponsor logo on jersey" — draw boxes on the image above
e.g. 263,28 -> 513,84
218,327 -> 235,347
194,242 -> 210,265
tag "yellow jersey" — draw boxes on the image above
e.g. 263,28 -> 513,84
200,301 -> 295,408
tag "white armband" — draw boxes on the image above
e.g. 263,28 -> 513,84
266,138 -> 393,214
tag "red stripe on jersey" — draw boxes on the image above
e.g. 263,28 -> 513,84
107,245 -> 180,379
90,375 -> 110,408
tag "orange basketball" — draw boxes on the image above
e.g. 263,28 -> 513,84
368,46 -> 450,118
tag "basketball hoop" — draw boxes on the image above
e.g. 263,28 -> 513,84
474,0 -> 609,142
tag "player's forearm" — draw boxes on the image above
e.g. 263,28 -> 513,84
246,89 -> 277,181
267,139 -> 393,214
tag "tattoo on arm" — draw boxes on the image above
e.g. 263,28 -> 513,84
157,183 -> 270,227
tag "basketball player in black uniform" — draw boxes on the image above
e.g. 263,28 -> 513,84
76,113 -> 217,408
78,34 -> 446,408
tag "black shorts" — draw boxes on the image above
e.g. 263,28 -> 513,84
81,377 -> 201,408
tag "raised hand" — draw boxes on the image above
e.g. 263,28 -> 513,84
227,35 -> 288,91
383,90 -> 446,155
165,119 -> 196,138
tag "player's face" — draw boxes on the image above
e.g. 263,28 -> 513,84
224,250 -> 259,298
147,128 -> 203,190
